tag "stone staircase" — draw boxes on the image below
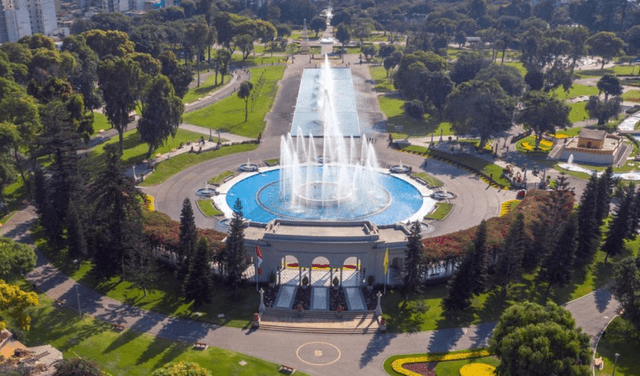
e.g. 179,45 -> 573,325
258,308 -> 380,334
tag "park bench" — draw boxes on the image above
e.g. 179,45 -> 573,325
279,364 -> 295,374
222,175 -> 235,184
112,323 -> 125,331
193,342 -> 207,350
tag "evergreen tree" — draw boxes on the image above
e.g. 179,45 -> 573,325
177,198 -> 198,283
125,239 -> 158,297
495,213 -> 526,292
611,254 -> 640,330
469,220 -> 489,295
595,167 -> 614,226
183,237 -> 212,306
537,213 -> 578,298
403,221 -> 425,297
602,184 -> 635,264
66,199 -> 87,260
33,167 -> 48,216
443,244 -> 474,312
576,174 -> 599,262
629,188 -> 640,240
224,199 -> 248,295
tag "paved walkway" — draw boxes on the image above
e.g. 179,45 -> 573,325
0,208 -> 620,376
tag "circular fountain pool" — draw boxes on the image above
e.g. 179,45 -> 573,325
224,166 -> 429,225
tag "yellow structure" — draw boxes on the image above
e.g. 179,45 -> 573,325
577,129 -> 607,149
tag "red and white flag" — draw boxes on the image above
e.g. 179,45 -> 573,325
255,245 -> 263,275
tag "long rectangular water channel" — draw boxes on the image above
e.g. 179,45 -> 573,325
290,68 -> 361,137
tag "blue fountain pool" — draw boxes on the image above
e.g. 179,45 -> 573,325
224,167 -> 425,225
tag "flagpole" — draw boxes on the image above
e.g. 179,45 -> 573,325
256,263 -> 259,292
384,269 -> 387,295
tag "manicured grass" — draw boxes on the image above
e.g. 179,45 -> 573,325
182,66 -> 285,137
230,54 -> 285,66
568,101 -> 589,123
411,172 -> 443,188
0,177 -> 30,224
577,65 -> 640,77
551,126 -> 583,138
183,73 -> 225,104
91,112 -> 112,135
197,199 -> 222,216
265,158 -> 279,166
139,143 -> 258,187
369,65 -> 395,92
622,90 -> 640,102
552,84 -> 599,99
378,95 -> 452,139
503,61 -> 526,76
207,170 -> 235,185
424,202 -> 453,220
4,286 -> 308,376
596,316 -> 640,376
89,129 -> 207,166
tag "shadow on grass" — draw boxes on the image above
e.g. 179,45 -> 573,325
359,331 -> 398,368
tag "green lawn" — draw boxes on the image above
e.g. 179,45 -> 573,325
503,61 -> 527,76
577,65 -> 640,77
139,143 -> 258,187
183,74 -> 226,104
596,316 -> 640,376
369,65 -> 395,92
568,101 -> 589,123
622,90 -> 640,102
378,95 -> 452,139
197,199 -> 222,216
91,112 -> 112,135
2,280 -> 308,376
89,129 -> 206,166
207,170 -> 235,185
552,84 -> 599,99
424,202 -> 453,220
182,66 -> 285,137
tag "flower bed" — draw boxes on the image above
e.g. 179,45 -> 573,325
499,200 -> 519,217
391,350 -> 492,376
459,363 -> 495,376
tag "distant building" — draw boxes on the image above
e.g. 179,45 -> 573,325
2,0 -> 32,42
27,0 -> 57,35
102,0 -> 128,12
0,0 -> 57,43
555,128 -> 632,166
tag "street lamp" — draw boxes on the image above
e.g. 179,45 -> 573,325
612,353 -> 620,376
75,285 -> 82,317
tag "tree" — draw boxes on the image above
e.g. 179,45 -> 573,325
597,73 -> 623,102
158,50 -> 192,99
602,184 -> 635,263
403,100 -> 424,120
0,237 -> 36,278
237,80 -> 253,122
151,361 -> 211,376
183,237 -> 212,306
309,17 -> 326,38
586,31 -> 624,70
585,95 -> 621,125
53,358 -> 103,376
443,244 -> 474,312
223,199 -> 249,295
495,213 -> 526,292
62,34 -> 102,114
125,240 -> 158,297
516,91 -> 571,150
65,200 -> 87,261
537,213 -> 578,297
0,279 -> 38,330
576,174 -> 599,261
423,71 -> 453,121
235,34 -> 254,61
383,56 -> 395,77
444,79 -> 515,148
624,25 -> 640,55
138,75 -> 184,159
595,167 -> 614,227
489,302 -> 591,376
450,51 -> 487,84
474,64 -> 525,97
335,23 -> 351,56
559,25 -> 589,75
177,198 -> 198,283
469,219 -> 489,295
97,57 -> 142,152
403,221 -> 424,297
611,255 -> 640,330
88,145 -> 143,278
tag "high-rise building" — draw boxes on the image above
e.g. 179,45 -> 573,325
26,0 -> 57,36
102,0 -> 128,13
0,0 -> 32,43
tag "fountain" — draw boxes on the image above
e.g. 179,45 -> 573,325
218,55 -> 433,225
558,154 -> 599,175
240,158 -> 259,172
197,183 -> 217,197
431,191 -> 456,200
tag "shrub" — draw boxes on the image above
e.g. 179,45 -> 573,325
151,361 -> 211,376
53,358 -> 103,376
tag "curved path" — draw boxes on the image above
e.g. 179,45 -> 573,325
0,208 -> 620,376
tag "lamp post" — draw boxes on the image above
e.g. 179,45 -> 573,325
75,285 -> 81,317
258,288 -> 265,314
375,291 -> 383,317
612,353 -> 620,376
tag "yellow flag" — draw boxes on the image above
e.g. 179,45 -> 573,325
383,248 -> 389,275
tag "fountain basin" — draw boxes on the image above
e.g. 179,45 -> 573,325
431,191 -> 456,200
197,187 -> 217,197
390,165 -> 410,174
240,163 -> 259,172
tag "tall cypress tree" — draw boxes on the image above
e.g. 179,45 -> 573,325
125,240 -> 158,297
66,199 -> 87,260
595,166 -> 614,226
443,244 -> 475,312
469,220 -> 489,295
495,213 -> 526,292
602,184 -> 635,264
225,199 -> 248,295
183,237 -> 212,306
537,213 -> 578,298
177,198 -> 198,283
403,221 -> 425,297
33,167 -> 48,216
576,174 -> 599,262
